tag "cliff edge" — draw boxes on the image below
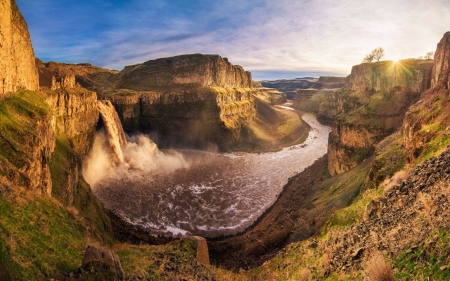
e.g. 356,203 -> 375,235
0,0 -> 38,95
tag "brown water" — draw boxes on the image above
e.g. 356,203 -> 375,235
89,111 -> 331,238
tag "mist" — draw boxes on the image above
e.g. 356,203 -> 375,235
82,130 -> 189,186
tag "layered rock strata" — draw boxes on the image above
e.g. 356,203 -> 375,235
117,54 -> 252,90
78,54 -> 257,150
109,87 -> 255,149
292,76 -> 344,123
0,0 -> 39,95
328,59 -> 433,175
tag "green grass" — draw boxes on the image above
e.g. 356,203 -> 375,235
394,230 -> 450,280
369,134 -> 406,185
49,133 -> 76,206
115,239 -> 211,280
0,91 -> 50,181
0,193 -> 88,280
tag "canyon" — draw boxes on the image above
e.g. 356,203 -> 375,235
2,0 -> 450,280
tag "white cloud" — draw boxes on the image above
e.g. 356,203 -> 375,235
20,0 -> 450,78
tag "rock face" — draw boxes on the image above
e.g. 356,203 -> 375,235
78,54 -> 257,150
186,236 -> 210,265
45,88 -> 99,158
431,31 -> 450,90
292,76 -> 344,124
345,60 -> 432,93
402,32 -> 450,163
253,86 -> 286,105
117,54 -> 252,90
328,59 -> 433,175
0,0 -> 39,95
260,77 -> 317,99
81,245 -> 124,280
110,87 -> 255,149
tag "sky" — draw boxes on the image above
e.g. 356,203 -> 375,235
16,0 -> 450,80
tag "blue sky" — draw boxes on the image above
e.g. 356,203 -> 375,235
16,0 -> 450,80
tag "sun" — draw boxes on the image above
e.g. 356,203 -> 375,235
393,59 -> 400,63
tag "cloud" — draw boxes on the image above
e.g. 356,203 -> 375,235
16,0 -> 450,79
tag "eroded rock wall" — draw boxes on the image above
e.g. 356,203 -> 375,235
109,87 -> 255,150
402,32 -> 450,163
431,32 -> 450,90
117,54 -> 252,90
345,59 -> 432,93
45,88 -> 99,158
328,59 -> 433,175
0,0 -> 39,95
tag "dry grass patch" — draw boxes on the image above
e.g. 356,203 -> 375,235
365,252 -> 395,281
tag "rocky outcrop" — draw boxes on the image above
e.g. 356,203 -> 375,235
0,91 -> 55,194
253,86 -> 286,105
45,88 -> 99,158
345,59 -> 432,93
402,32 -> 450,163
81,245 -> 124,280
293,89 -> 336,112
293,76 -> 344,123
0,0 -> 39,95
185,236 -> 210,265
431,31 -> 450,90
320,148 -> 450,274
328,59 -> 433,175
109,87 -> 255,150
117,54 -> 252,90
74,54 -> 257,150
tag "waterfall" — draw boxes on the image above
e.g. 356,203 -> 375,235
97,100 -> 127,163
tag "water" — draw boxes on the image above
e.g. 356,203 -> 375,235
97,100 -> 127,163
91,111 -> 331,238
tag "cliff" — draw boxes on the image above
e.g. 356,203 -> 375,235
108,87 -> 256,150
328,59 -> 433,175
345,59 -> 432,93
252,86 -> 286,105
260,77 -> 317,99
292,76 -> 345,124
431,31 -> 450,89
77,54 -> 268,151
402,32 -> 450,164
117,54 -> 252,90
0,0 -> 39,95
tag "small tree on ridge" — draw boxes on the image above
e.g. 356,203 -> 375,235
372,47 -> 385,62
362,53 -> 374,63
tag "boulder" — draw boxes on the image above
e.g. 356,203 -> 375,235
81,245 -> 124,280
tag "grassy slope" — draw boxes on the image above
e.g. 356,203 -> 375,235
0,91 -> 50,187
0,91 -> 115,279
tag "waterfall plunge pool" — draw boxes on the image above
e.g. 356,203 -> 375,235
84,111 -> 331,238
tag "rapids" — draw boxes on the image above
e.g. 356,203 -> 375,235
88,109 -> 332,238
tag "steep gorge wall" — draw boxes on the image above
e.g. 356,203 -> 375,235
77,54 -> 256,150
118,54 -> 252,90
0,0 -> 38,95
403,32 -> 450,164
345,60 -> 432,93
109,87 -> 255,150
328,59 -> 433,175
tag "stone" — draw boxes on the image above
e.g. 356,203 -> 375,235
81,245 -> 124,280
431,32 -> 450,90
0,0 -> 39,96
186,236 -> 210,265
117,54 -> 252,89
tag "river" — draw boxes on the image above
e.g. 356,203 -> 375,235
91,110 -> 331,238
